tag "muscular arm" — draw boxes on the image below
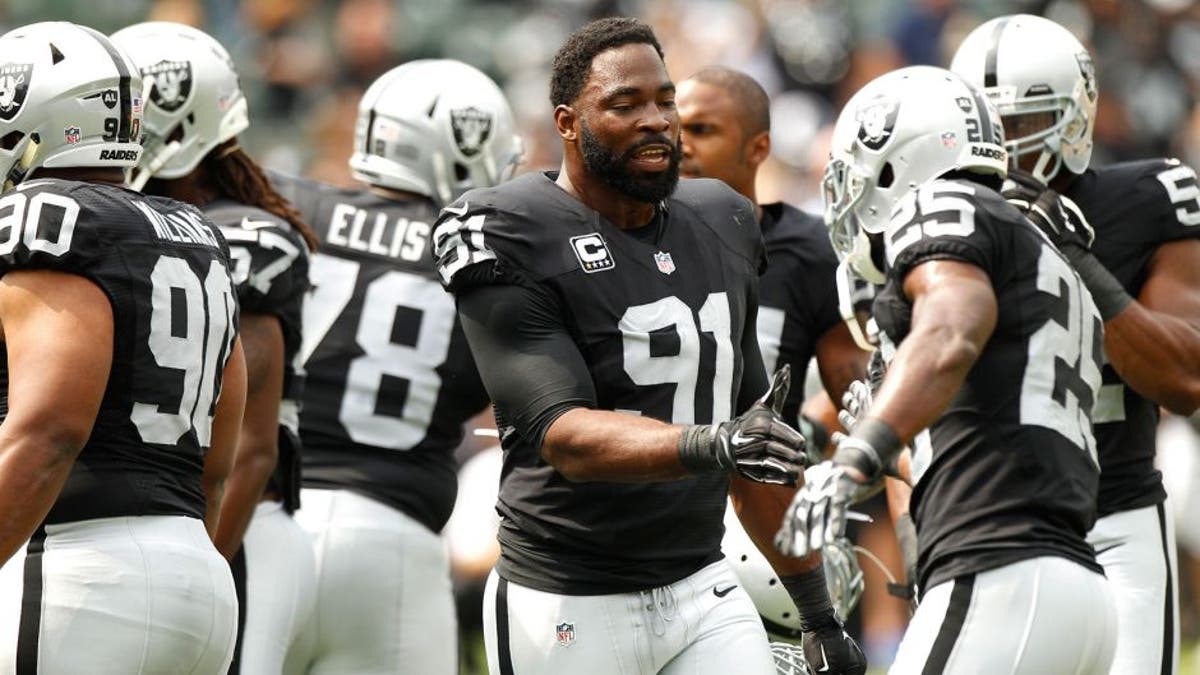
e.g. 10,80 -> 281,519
0,271 -> 112,565
212,314 -> 283,558
203,337 -> 247,538
458,283 -> 692,483
1102,239 -> 1200,414
865,260 -> 997,453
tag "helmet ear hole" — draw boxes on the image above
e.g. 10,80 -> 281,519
0,131 -> 24,150
878,162 -> 894,188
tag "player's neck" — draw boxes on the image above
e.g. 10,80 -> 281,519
34,167 -> 125,185
149,169 -> 220,206
556,163 -> 657,230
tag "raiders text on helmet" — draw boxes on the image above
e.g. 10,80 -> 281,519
110,22 -> 248,190
0,22 -> 144,189
823,66 -> 1007,284
350,59 -> 522,206
950,14 -> 1097,184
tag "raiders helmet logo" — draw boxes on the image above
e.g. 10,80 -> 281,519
142,60 -> 193,112
450,107 -> 493,157
1076,53 -> 1097,103
0,63 -> 32,121
856,96 -> 899,151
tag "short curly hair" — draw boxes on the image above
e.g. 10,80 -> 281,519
550,17 -> 665,107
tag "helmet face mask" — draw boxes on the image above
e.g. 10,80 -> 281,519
350,59 -> 522,206
823,66 -> 1007,283
110,21 -> 249,190
0,22 -> 145,190
950,14 -> 1097,184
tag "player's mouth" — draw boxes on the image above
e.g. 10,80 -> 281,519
628,144 -> 673,171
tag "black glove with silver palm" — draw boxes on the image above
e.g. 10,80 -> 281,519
678,364 -> 808,486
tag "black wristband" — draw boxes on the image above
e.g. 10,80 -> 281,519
677,424 -> 723,474
1062,247 -> 1133,321
833,417 -> 902,479
781,566 -> 836,630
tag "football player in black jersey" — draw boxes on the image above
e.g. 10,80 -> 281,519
952,15 -> 1200,675
434,18 -> 863,675
113,21 -> 318,674
0,22 -> 245,673
271,59 -> 521,675
676,66 -> 873,644
777,66 -> 1117,674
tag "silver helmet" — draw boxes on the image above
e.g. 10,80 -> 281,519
823,66 -> 1007,283
950,14 -> 1097,184
0,21 -> 144,189
110,21 -> 248,190
721,502 -> 864,640
350,59 -> 522,206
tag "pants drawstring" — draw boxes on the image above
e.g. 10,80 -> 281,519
641,584 -> 679,637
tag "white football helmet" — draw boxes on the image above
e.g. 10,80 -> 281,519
950,14 -> 1097,184
721,503 -> 863,640
824,66 -> 1007,284
110,22 -> 248,190
0,21 -> 144,189
350,59 -> 522,206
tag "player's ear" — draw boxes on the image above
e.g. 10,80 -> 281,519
554,104 -> 578,142
745,130 -> 770,168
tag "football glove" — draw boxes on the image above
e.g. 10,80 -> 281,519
775,461 -> 862,557
678,364 -> 807,486
1002,168 -> 1095,250
801,615 -> 868,675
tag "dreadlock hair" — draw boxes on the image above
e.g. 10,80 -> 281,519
550,17 -> 664,108
203,142 -> 319,252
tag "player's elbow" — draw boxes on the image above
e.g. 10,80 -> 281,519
1158,379 -> 1200,416
541,444 -> 596,482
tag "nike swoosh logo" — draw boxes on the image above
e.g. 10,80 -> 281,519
712,585 -> 737,598
1095,543 -> 1122,557
443,202 -> 469,218
239,217 -> 276,230
729,430 -> 751,447
817,644 -> 830,672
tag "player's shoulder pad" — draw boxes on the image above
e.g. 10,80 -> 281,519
432,172 -> 594,290
669,178 -> 760,263
883,177 -> 1008,275
1097,158 -> 1199,229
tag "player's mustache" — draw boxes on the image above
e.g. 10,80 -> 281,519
621,135 -> 678,161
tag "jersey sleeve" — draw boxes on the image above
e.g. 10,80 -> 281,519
433,194 -> 540,292
1146,159 -> 1200,242
883,180 -> 1000,285
217,215 -> 310,353
0,181 -> 108,280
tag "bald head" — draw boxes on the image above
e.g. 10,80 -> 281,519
686,66 -> 770,138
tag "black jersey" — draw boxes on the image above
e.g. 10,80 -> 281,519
274,175 -> 489,533
203,199 -> 310,512
874,178 -> 1104,594
756,202 -> 842,417
435,172 -> 766,594
1064,159 -> 1200,516
0,179 -> 238,524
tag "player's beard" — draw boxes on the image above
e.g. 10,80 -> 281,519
580,122 -> 681,203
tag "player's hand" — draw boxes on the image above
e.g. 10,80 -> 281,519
1002,168 -> 1094,249
836,379 -> 874,434
713,364 -> 808,485
775,461 -> 870,557
801,615 -> 868,675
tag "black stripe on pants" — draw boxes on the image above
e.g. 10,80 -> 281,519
228,545 -> 249,673
1157,502 -> 1175,675
921,573 -> 975,675
16,528 -> 47,675
496,577 -> 515,675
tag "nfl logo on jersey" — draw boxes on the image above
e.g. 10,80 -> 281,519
654,250 -> 675,275
555,622 -> 575,647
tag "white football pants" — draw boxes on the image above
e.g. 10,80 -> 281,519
483,559 -> 776,675
229,501 -> 317,674
290,488 -> 456,675
1088,502 -> 1179,675
890,556 -> 1116,675
0,515 -> 237,674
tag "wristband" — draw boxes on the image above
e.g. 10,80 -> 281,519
833,417 -> 902,480
781,565 -> 835,630
677,424 -> 724,473
1062,247 -> 1133,321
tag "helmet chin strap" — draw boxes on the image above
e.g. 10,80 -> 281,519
4,138 -> 41,191
128,139 -> 182,192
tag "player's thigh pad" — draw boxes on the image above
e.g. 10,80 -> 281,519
890,556 -> 1116,675
231,501 -> 318,675
0,515 -> 237,675
1089,502 -> 1179,675
483,561 -> 774,675
293,488 -> 455,675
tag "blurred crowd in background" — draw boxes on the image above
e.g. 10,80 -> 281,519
7,0 -> 1200,672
